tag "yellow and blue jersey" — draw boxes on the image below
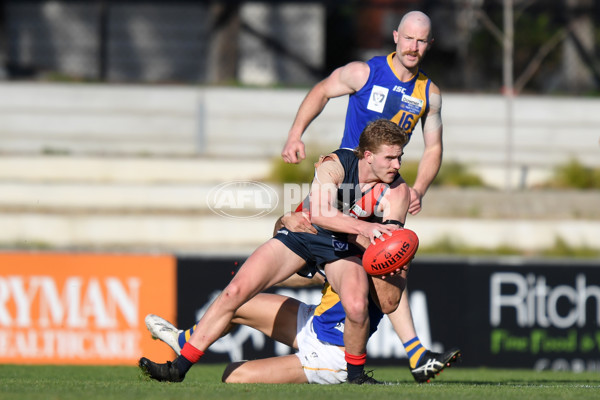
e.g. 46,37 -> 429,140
312,282 -> 384,346
340,52 -> 431,149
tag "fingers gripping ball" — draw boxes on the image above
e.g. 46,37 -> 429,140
362,229 -> 419,276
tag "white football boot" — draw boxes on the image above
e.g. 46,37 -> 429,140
145,314 -> 183,355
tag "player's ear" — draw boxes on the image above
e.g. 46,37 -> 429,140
393,30 -> 399,44
364,150 -> 374,163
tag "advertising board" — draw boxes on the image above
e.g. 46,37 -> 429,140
0,253 -> 176,365
177,256 -> 600,371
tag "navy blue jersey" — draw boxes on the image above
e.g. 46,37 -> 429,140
296,149 -> 387,220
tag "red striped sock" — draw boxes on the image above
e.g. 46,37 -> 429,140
345,351 -> 367,365
180,342 -> 204,363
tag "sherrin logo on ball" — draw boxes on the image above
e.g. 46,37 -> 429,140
362,229 -> 419,276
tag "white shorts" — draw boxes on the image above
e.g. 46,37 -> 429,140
295,303 -> 347,384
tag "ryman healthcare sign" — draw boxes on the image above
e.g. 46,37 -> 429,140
0,253 -> 176,365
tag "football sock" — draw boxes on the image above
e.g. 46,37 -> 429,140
345,351 -> 367,381
181,342 -> 204,363
172,354 -> 193,376
403,336 -> 426,368
178,322 -> 199,349
174,342 -> 204,375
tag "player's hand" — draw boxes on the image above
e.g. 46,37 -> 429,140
379,259 -> 411,280
408,187 -> 423,215
360,222 -> 399,245
281,212 -> 317,234
281,138 -> 306,164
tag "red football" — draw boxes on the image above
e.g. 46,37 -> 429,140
362,229 -> 419,276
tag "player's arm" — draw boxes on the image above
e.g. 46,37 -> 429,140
309,158 -> 396,244
346,185 -> 408,252
282,62 -> 371,164
409,83 -> 443,215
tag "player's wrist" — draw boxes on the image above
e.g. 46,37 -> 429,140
383,219 -> 404,228
411,187 -> 424,198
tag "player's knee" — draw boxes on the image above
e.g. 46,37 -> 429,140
344,297 -> 369,323
379,299 -> 400,315
221,281 -> 249,306
377,289 -> 401,314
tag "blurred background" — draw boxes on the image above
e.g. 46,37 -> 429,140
0,0 -> 598,255
0,0 -> 599,371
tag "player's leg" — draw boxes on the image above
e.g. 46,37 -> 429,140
139,239 -> 306,382
185,240 -> 305,352
386,281 -> 417,341
231,293 -> 301,348
368,267 -> 407,314
386,284 -> 462,383
324,257 -> 369,357
146,293 -> 302,355
374,175 -> 462,381
369,172 -> 410,315
324,257 -> 377,384
222,355 -> 307,384
366,173 -> 410,315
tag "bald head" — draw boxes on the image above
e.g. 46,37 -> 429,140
398,11 -> 432,41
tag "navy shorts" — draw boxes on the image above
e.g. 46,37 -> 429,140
274,227 -> 363,278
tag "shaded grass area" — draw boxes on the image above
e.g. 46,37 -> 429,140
1,364 -> 599,400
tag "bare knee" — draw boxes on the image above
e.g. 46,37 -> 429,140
379,300 -> 399,315
344,296 -> 369,324
376,290 -> 400,314
220,281 -> 250,308
371,275 -> 404,314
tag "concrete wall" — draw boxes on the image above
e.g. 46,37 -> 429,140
0,81 -> 598,253
1,83 -> 598,187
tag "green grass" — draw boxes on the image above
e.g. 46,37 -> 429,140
1,364 -> 599,400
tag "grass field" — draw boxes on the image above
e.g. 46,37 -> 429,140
1,364 -> 599,400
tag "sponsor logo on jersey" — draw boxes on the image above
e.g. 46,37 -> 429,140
400,94 -> 424,114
